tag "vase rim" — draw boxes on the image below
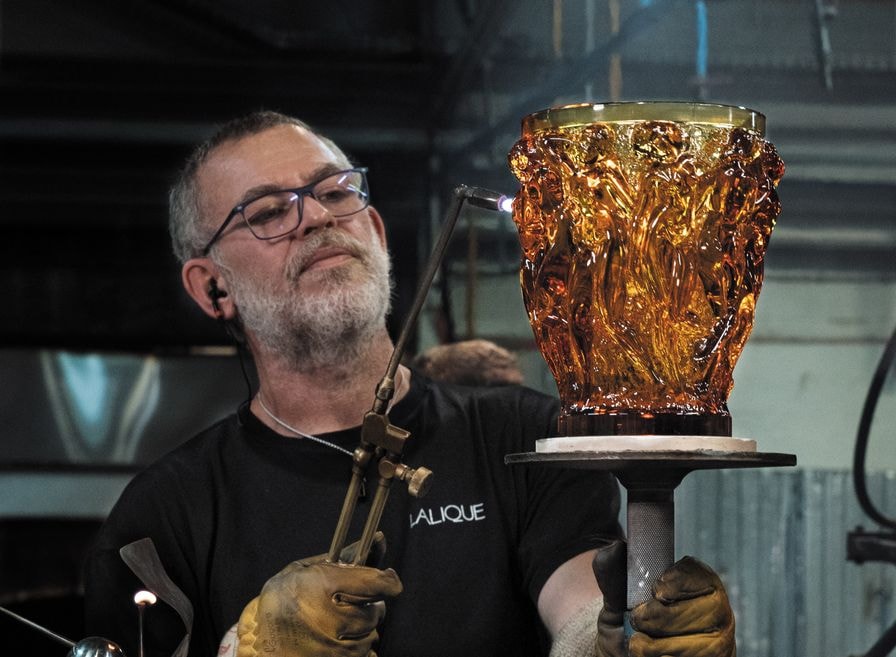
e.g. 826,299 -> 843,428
521,101 -> 766,136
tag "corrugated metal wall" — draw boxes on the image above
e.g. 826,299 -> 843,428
675,469 -> 896,657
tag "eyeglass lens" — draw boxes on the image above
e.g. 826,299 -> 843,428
242,170 -> 369,240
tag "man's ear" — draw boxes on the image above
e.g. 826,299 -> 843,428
182,258 -> 235,321
366,205 -> 388,249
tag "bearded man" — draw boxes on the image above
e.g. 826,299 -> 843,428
84,111 -> 735,657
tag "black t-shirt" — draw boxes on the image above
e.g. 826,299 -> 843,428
84,374 -> 621,657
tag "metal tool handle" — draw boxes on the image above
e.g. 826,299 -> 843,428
328,447 -> 374,562
327,185 -> 507,563
624,487 -> 675,633
352,468 -> 394,565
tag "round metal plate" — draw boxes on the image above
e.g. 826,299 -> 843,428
505,450 -> 796,472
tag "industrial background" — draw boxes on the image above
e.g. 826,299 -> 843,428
1,1 -> 895,655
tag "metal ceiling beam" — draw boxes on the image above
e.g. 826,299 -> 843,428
0,117 -> 430,152
439,0 -> 681,161
431,0 -> 513,127
136,0 -> 420,54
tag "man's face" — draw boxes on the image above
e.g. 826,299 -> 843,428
195,124 -> 392,371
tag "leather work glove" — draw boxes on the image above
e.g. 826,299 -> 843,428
593,539 -> 736,657
236,533 -> 402,657
592,540 -> 627,657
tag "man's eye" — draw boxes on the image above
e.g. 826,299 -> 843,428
316,187 -> 353,203
247,203 -> 291,225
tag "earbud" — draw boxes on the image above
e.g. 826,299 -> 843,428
208,280 -> 228,315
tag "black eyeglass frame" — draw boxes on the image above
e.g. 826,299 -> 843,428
200,167 -> 370,256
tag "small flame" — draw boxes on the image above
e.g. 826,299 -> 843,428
134,590 -> 158,606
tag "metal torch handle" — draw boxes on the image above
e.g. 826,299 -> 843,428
327,185 -> 505,562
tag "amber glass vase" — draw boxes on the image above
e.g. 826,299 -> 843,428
508,102 -> 784,436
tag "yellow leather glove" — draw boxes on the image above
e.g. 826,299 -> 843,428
592,540 -> 627,657
593,540 -> 736,657
237,535 -> 402,657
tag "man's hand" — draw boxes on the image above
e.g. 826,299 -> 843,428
236,535 -> 402,657
592,540 -> 627,657
593,540 -> 735,657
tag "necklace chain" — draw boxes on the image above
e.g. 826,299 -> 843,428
254,369 -> 405,459
257,396 -> 355,457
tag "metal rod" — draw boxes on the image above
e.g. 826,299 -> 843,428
327,185 -> 501,562
0,604 -> 75,647
375,186 -> 471,412
328,460 -> 369,562
352,473 -> 394,565
137,605 -> 146,657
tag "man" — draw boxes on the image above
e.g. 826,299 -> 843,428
84,111 -> 733,657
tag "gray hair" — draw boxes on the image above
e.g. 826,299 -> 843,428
168,110 -> 351,263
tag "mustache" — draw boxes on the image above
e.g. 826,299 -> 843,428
285,229 -> 369,282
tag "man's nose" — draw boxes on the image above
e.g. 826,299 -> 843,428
298,195 -> 337,235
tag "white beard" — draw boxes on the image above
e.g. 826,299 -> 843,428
218,229 -> 393,374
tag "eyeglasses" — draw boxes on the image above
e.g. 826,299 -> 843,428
201,167 -> 370,255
